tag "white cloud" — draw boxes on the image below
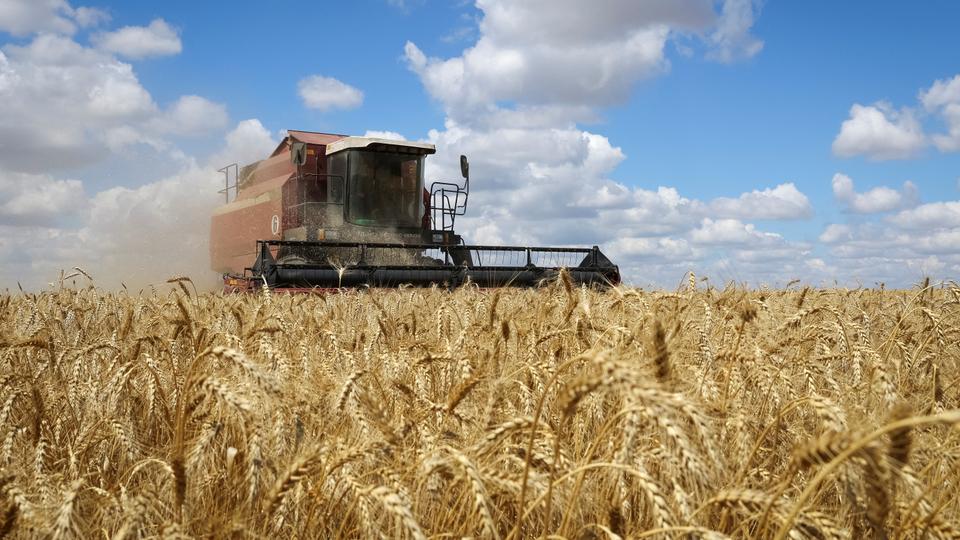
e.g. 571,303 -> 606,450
837,73 -> 960,157
931,104 -> 960,152
72,6 -> 109,28
0,33 -> 232,175
920,74 -> 960,110
0,34 -> 159,172
0,171 -> 85,226
813,200 -> 960,285
919,75 -> 960,152
92,19 -> 182,59
819,224 -> 852,244
404,0 -> 765,120
690,218 -> 783,245
707,0 -> 764,63
209,119 -> 277,168
363,130 -> 407,141
913,229 -> 960,254
404,27 -> 670,118
152,95 -> 229,136
0,0 -> 89,36
887,201 -> 960,230
831,173 -> 918,213
832,102 -> 926,160
605,236 -> 697,261
709,182 -> 812,219
297,75 -> 364,111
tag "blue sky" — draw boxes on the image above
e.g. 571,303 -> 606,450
1,0 -> 959,289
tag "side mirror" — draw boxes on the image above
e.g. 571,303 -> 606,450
459,154 -> 469,179
291,141 -> 307,166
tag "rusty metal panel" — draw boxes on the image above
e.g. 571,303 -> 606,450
268,130 -> 346,157
236,154 -> 294,197
288,130 -> 347,146
237,174 -> 289,200
209,194 -> 283,274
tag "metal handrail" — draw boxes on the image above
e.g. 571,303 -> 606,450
217,163 -> 239,203
259,239 -> 598,253
430,178 -> 469,231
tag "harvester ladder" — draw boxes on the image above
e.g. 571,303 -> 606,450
430,178 -> 468,232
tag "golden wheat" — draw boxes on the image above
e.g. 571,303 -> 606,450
0,277 -> 957,538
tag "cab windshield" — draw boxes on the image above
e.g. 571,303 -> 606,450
346,150 -> 424,228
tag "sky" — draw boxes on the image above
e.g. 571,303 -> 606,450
1,0 -> 959,290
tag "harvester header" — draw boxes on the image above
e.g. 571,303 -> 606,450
210,130 -> 619,290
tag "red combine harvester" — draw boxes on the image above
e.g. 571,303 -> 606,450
210,130 -> 619,290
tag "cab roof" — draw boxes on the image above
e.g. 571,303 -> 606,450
325,136 -> 436,156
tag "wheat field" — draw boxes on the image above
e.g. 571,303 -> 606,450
0,273 -> 958,539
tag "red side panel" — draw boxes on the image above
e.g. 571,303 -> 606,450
236,154 -> 295,199
210,193 -> 283,274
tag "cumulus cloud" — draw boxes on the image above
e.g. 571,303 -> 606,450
404,0 -> 765,121
920,74 -> 960,110
151,95 -> 229,136
819,224 -> 852,244
0,0 -> 106,36
209,119 -> 277,168
832,102 -> 926,160
690,218 -> 783,245
814,195 -> 960,285
406,5 -> 664,116
709,183 -> 812,220
707,0 -> 764,63
920,74 -> 960,152
72,6 -> 109,28
297,75 -> 364,111
605,236 -> 697,261
363,130 -> 407,141
0,171 -> 85,227
932,105 -> 960,152
92,19 -> 182,59
404,28 -> 669,118
0,34 -> 158,172
887,201 -> 960,230
0,32 -> 232,175
833,73 -> 960,159
831,173 -> 918,213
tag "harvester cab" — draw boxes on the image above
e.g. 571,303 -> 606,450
210,130 -> 619,290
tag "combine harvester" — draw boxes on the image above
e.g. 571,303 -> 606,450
210,131 -> 619,290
